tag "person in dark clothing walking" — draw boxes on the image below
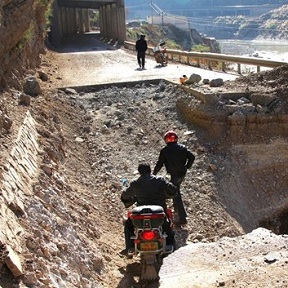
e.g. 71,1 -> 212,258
153,131 -> 195,225
121,163 -> 177,253
135,34 -> 148,69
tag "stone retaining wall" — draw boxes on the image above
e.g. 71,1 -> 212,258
176,87 -> 288,148
0,111 -> 39,276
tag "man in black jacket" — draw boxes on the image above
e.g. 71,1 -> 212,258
153,131 -> 195,225
135,34 -> 148,69
121,163 -> 177,253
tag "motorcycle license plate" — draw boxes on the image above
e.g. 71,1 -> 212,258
140,242 -> 159,251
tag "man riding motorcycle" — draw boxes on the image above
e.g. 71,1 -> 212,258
121,163 -> 178,255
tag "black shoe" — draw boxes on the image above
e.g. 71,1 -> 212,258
119,248 -> 134,258
119,249 -> 128,256
165,244 -> 174,253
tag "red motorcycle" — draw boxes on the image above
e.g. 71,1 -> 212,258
126,205 -> 174,281
153,41 -> 168,67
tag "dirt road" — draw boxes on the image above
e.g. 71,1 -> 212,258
46,33 -> 238,88
1,33 -> 287,288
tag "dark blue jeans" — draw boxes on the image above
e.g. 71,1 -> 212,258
170,175 -> 187,221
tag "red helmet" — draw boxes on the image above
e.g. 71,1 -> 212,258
164,131 -> 178,143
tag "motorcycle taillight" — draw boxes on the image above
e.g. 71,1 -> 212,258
140,230 -> 158,241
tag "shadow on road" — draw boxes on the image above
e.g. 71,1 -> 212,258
47,32 -> 120,53
117,261 -> 161,288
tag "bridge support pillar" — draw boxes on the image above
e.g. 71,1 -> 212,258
111,4 -> 117,41
50,0 -> 125,46
78,9 -> 84,34
116,0 -> 126,44
99,0 -> 125,44
84,9 -> 90,32
71,8 -> 77,34
106,5 -> 112,39
99,6 -> 106,38
50,1 -> 62,46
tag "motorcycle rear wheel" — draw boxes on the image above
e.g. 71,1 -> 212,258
140,254 -> 160,281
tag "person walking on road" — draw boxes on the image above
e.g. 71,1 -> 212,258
135,34 -> 148,70
153,131 -> 195,226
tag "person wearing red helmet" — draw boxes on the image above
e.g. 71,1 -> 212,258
153,131 -> 195,225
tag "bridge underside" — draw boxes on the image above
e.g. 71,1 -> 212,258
50,0 -> 126,46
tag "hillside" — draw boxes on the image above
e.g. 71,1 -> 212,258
125,1 -> 288,41
238,4 -> 288,40
126,23 -> 220,52
125,0 -> 285,10
193,4 -> 288,40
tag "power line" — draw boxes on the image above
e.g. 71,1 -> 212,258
149,1 -> 166,36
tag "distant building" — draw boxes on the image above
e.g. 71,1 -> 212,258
147,15 -> 190,31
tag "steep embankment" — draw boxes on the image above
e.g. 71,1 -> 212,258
0,0 -> 52,89
210,5 -> 288,40
244,4 -> 288,40
177,64 -> 288,233
126,23 -> 220,52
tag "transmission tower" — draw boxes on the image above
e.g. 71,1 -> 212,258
149,1 -> 166,36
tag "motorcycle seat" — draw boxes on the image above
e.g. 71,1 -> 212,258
130,205 -> 165,228
131,205 -> 164,215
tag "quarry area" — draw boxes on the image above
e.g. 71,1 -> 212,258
0,35 -> 288,288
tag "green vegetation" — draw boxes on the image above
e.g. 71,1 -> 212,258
45,2 -> 53,26
265,23 -> 278,30
126,23 -> 190,50
126,29 -> 138,39
127,26 -> 151,41
191,44 -> 210,52
34,0 -> 53,30
163,39 -> 181,50
126,23 -> 219,53
35,0 -> 49,4
17,24 -> 35,49
90,10 -> 100,28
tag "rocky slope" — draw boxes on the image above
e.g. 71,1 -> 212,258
237,5 -> 288,40
208,4 -> 288,40
0,0 -> 52,90
0,34 -> 287,287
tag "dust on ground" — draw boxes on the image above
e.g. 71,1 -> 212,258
0,34 -> 288,288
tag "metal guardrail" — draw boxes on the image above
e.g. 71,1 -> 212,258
124,41 -> 287,74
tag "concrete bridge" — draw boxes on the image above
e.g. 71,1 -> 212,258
50,0 -> 126,46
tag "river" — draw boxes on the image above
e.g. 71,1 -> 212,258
218,39 -> 288,61
218,39 -> 288,73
